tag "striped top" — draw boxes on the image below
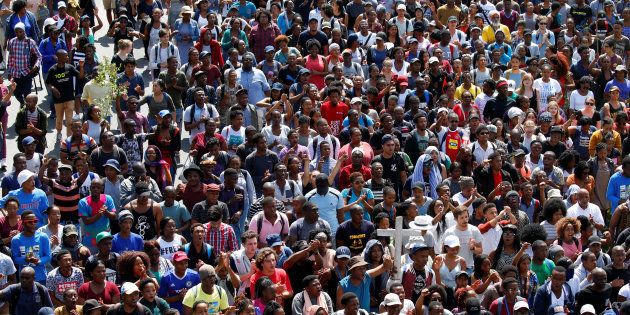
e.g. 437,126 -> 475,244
51,179 -> 81,224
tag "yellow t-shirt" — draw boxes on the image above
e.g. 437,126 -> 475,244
183,284 -> 229,314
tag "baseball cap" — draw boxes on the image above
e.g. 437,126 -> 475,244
236,88 -> 249,96
598,12 -> 606,19
22,136 -> 36,145
348,256 -> 369,270
199,264 -> 217,279
513,149 -> 526,157
444,235 -> 460,248
96,231 -> 113,244
83,299 -> 102,313
299,68 -> 311,76
158,110 -> 172,118
409,240 -> 430,254
17,170 -> 35,187
199,51 -> 210,60
383,293 -> 402,306
121,282 -> 139,295
118,209 -> 134,222
321,21 -> 331,29
266,233 -> 283,247
396,3 -> 406,10
507,107 -> 523,119
351,97 -> 363,104
580,304 -> 596,315
514,301 -> 530,311
588,235 -> 602,245
336,246 -> 351,259
207,183 -> 220,191
265,45 -> 275,53
539,112 -> 553,122
615,65 -> 628,73
506,190 -> 520,199
63,224 -> 79,237
550,125 -> 564,134
448,16 -> 458,23
173,251 -> 190,262
429,56 -> 440,64
58,164 -> 73,171
58,1 -> 67,8
456,270 -> 470,278
272,82 -> 284,91
549,305 -> 566,315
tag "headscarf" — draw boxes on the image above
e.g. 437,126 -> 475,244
564,184 -> 580,209
411,146 -> 443,199
144,145 -> 172,191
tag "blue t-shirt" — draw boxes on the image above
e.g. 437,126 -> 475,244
276,246 -> 293,268
161,201 -> 192,228
0,188 -> 49,228
11,232 -> 51,281
339,274 -> 372,311
78,194 -> 116,248
605,79 -> 630,100
111,232 -> 144,253
342,115 -> 375,129
340,188 -> 375,221
233,1 -> 256,19
159,269 -> 201,312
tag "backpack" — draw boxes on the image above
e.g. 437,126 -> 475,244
9,283 -> 49,314
311,137 -> 338,158
152,43 -> 176,65
256,211 -> 287,237
186,283 -> 225,304
184,243 -> 214,262
188,103 -> 217,125
470,141 -> 496,154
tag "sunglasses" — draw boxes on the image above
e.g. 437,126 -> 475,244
479,131 -> 489,135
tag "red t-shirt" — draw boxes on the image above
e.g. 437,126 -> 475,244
320,101 -> 349,136
249,269 -> 293,299
493,171 -> 503,187
193,64 -> 222,86
177,184 -> 210,211
77,281 -> 120,304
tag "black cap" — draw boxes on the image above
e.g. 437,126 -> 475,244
550,125 -> 564,134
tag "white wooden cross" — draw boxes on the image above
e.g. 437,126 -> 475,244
377,216 -> 423,281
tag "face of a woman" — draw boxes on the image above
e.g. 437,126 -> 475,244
92,264 -> 106,281
133,257 -> 146,276
146,148 -> 157,161
563,224 -> 575,239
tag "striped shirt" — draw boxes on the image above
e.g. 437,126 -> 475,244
60,135 -> 98,161
51,179 -> 81,224
204,223 -> 238,254
7,37 -> 41,78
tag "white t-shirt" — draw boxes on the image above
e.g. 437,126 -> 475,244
184,104 -> 220,139
442,225 -> 483,267
481,225 -> 503,255
26,153 -> 43,174
533,78 -> 562,112
569,90 -> 594,112
452,192 -> 474,215
567,203 -> 605,226
221,126 -> 246,156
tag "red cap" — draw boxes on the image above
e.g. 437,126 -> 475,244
207,183 -> 221,191
397,75 -> 409,86
173,252 -> 189,262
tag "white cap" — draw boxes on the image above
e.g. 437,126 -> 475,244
514,301 -> 529,311
351,97 -> 363,104
14,22 -> 25,31
42,18 -> 56,31
507,107 -> 523,119
329,43 -> 340,52
58,1 -> 67,8
444,235 -> 460,248
580,304 -> 596,315
17,170 -> 35,187
383,293 -> 402,306
429,56 -> 440,64
121,282 -> 139,295
396,3 -> 406,10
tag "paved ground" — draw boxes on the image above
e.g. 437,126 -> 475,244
1,3 -> 193,181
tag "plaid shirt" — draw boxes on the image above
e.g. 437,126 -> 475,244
7,37 -> 41,78
204,222 -> 238,254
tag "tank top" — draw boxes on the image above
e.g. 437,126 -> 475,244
439,256 -> 462,289
130,201 -> 158,240
305,55 -> 326,89
86,120 -> 102,144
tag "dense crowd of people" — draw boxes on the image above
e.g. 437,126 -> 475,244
0,0 -> 630,314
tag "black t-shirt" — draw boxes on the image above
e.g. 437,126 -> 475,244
604,264 -> 630,298
483,97 -> 516,122
278,65 -> 303,87
45,64 -> 80,103
90,146 -> 129,177
372,153 -> 406,195
297,30 -> 328,55
335,220 -> 375,256
570,5 -> 593,30
576,284 -> 613,315
541,141 -> 566,158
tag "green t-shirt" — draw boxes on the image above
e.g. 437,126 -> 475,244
530,258 -> 555,283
